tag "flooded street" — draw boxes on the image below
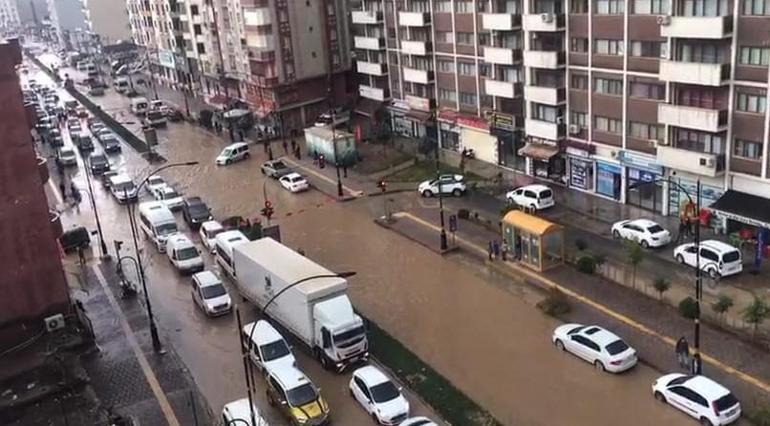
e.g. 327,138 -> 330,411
32,56 -> 691,425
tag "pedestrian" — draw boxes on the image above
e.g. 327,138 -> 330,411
77,244 -> 86,266
493,240 -> 501,260
675,336 -> 690,369
676,217 -> 688,243
514,236 -> 522,260
70,181 -> 78,199
319,154 -> 326,169
290,139 -> 297,153
313,151 -> 319,166
689,217 -> 697,237
488,241 -> 494,261
294,144 -> 301,160
501,241 -> 508,261
342,162 -> 348,178
690,352 -> 701,375
263,140 -> 269,154
282,139 -> 288,154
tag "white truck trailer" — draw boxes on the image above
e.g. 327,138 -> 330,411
232,238 -> 369,372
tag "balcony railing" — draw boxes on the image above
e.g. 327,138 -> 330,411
522,13 -> 566,32
357,61 -> 388,76
523,50 -> 566,69
481,13 -> 521,31
352,10 -> 383,24
354,36 -> 385,50
525,118 -> 565,140
524,85 -> 566,105
658,104 -> 728,133
660,15 -> 732,39
483,46 -> 522,65
484,79 -> 521,99
656,145 -> 726,177
399,11 -> 430,26
401,40 -> 431,56
659,61 -> 730,86
403,67 -> 434,84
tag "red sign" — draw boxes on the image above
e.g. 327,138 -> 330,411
437,108 -> 489,131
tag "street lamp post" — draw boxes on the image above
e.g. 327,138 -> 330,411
84,157 -> 109,259
123,161 -> 199,353
432,123 -> 448,250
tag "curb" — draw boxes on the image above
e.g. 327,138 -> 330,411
374,217 -> 459,255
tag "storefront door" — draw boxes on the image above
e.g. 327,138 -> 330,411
627,168 -> 662,213
596,162 -> 622,200
569,157 -> 594,191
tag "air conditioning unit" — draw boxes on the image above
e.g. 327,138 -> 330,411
541,13 -> 554,23
556,116 -> 564,124
656,15 -> 671,25
44,314 -> 65,332
568,124 -> 580,135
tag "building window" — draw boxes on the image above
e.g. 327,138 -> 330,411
434,1 -> 452,12
455,1 -> 473,12
459,91 -> 477,105
478,33 -> 491,46
633,0 -> 669,13
456,32 -> 474,45
190,5 -> 199,14
479,64 -> 491,77
594,77 -> 623,95
570,38 -> 588,53
736,92 -> 767,113
739,46 -> 770,66
197,43 -> 205,54
532,103 -> 559,122
594,39 -> 624,55
458,62 -> 476,76
571,0 -> 589,12
437,60 -> 455,73
435,31 -> 454,44
570,74 -> 588,90
629,121 -> 664,140
674,129 -> 723,154
193,24 -> 202,35
439,88 -> 456,102
743,0 -> 770,14
596,0 -> 625,13
679,0 -> 729,16
733,139 -> 762,159
629,41 -> 665,58
570,111 -> 587,127
595,116 -> 622,133
628,81 -> 665,100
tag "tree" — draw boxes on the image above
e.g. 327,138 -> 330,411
711,295 -> 734,322
742,297 -> 769,334
625,241 -> 644,289
653,276 -> 671,300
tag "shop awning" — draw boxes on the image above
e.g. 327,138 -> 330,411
709,190 -> 770,228
354,98 -> 382,117
404,109 -> 432,123
502,210 -> 562,236
518,143 -> 560,161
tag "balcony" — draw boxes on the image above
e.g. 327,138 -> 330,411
37,156 -> 48,184
522,13 -> 565,32
401,40 -> 430,56
357,61 -> 387,76
359,85 -> 386,101
354,36 -> 384,50
243,7 -> 271,26
658,104 -> 728,133
659,61 -> 730,86
484,79 -> 520,99
246,34 -> 275,50
351,10 -> 383,24
656,146 -> 725,177
481,13 -> 521,31
526,118 -> 564,140
523,51 -> 565,69
403,67 -> 433,84
660,15 -> 732,39
484,46 -> 520,65
399,11 -> 430,26
405,94 -> 433,112
524,86 -> 566,105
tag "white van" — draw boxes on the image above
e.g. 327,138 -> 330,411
114,77 -> 129,93
130,97 -> 149,115
214,230 -> 249,278
166,234 -> 204,273
109,174 -> 138,203
242,320 -> 296,372
138,201 -> 178,252
673,240 -> 743,278
505,184 -> 556,210
215,142 -> 250,166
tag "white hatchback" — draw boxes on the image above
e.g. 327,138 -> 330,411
349,365 -> 410,425
611,219 -> 671,248
652,374 -> 741,425
153,185 -> 184,211
673,240 -> 743,279
191,270 -> 232,316
552,324 -> 638,373
279,172 -> 309,193
506,184 -> 555,210
199,220 -> 225,253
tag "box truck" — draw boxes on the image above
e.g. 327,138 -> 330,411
232,238 -> 369,372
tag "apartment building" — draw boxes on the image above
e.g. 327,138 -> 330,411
80,0 -> 131,45
0,0 -> 20,33
47,0 -> 87,47
352,0 -> 770,228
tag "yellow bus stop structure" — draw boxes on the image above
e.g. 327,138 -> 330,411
502,210 -> 564,272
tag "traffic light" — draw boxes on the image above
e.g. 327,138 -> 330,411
261,200 -> 274,220
376,180 -> 387,193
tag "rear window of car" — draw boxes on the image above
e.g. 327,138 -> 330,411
722,251 -> 740,263
647,225 -> 664,233
714,393 -> 739,411
668,375 -> 693,386
539,189 -> 553,198
605,339 -> 629,355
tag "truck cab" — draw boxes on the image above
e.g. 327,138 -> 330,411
313,298 -> 369,372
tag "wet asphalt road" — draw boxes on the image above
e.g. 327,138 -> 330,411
30,53 -> 696,425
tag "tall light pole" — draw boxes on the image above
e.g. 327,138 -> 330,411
432,111 -> 447,250
83,156 -> 109,259
124,161 -> 199,353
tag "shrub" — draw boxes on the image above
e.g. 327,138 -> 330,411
743,297 -> 769,333
576,255 -> 596,274
575,238 -> 588,251
711,295 -> 734,320
678,297 -> 699,320
537,287 -> 571,316
653,276 -> 671,300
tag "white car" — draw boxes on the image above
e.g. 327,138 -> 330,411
166,234 -> 204,274
399,417 -> 439,426
552,324 -> 637,373
673,240 -> 743,279
652,374 -> 741,426
241,320 -> 296,372
349,365 -> 410,425
506,184 -> 555,210
418,174 -> 466,197
146,175 -> 167,195
153,185 -> 184,211
199,220 -> 225,253
216,142 -> 250,165
279,172 -> 309,193
611,219 -> 671,248
221,398 -> 268,426
191,270 -> 232,316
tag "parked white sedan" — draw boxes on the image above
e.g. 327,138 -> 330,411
417,174 -> 466,197
279,172 -> 309,193
552,324 -> 638,373
652,374 -> 741,425
152,185 -> 184,211
611,219 -> 671,248
350,365 -> 410,425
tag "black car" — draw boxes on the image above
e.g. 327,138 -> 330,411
76,134 -> 94,151
101,134 -> 122,153
88,152 -> 110,175
182,197 -> 212,229
59,226 -> 91,252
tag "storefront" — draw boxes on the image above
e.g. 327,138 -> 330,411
488,111 -> 525,172
519,140 -> 565,183
618,151 -> 664,213
387,98 -> 432,139
439,120 -> 460,152
667,177 -> 723,218
565,144 -> 595,192
596,162 -> 622,200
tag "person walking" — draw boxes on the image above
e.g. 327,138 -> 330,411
59,180 -> 67,200
282,139 -> 288,154
290,139 -> 297,153
77,245 -> 86,266
501,242 -> 509,261
492,240 -> 501,260
675,336 -> 690,369
488,241 -> 494,260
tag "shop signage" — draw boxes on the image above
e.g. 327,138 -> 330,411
405,95 -> 430,112
485,111 -> 515,132
158,50 -> 175,68
617,150 -> 663,174
566,146 -> 590,158
390,99 -> 409,111
570,158 -> 590,189
457,115 -> 489,131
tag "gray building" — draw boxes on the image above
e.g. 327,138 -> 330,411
81,0 -> 130,45
46,0 -> 86,46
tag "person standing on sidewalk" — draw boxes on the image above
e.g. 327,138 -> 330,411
290,139 -> 297,153
493,240 -> 501,260
676,336 -> 690,369
282,139 -> 288,154
488,241 -> 494,260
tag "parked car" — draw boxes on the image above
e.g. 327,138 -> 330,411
506,184 -> 555,210
101,170 -> 118,187
399,418 -> 439,426
89,121 -> 106,134
260,159 -> 291,178
95,128 -> 112,141
58,226 -> 90,252
221,398 -> 267,426
349,365 -> 410,425
48,128 -> 64,147
191,270 -> 232,316
182,197 -> 212,229
418,174 -> 466,197
109,174 -> 138,203
279,172 -> 309,193
552,324 -> 638,373
673,240 -> 743,279
100,134 -> 122,153
167,234 -> 204,274
146,175 -> 167,195
88,152 -> 110,175
199,220 -> 225,253
74,133 -> 94,151
67,120 -> 82,135
265,365 -> 329,426
216,142 -> 250,165
611,219 -> 671,248
241,320 -> 296,372
152,185 -> 184,211
652,374 -> 741,425
56,146 -> 78,167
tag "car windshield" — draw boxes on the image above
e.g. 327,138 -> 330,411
272,161 -> 287,170
286,383 -> 318,407
370,381 -> 400,403
91,156 -> 107,165
189,204 -> 209,217
162,189 -> 180,198
647,225 -> 665,233
605,339 -> 630,355
290,176 -> 304,183
221,149 -> 232,156
148,177 -> 164,186
176,247 -> 198,260
205,228 -> 224,239
334,326 -> 365,345
567,325 -> 587,335
714,393 -> 739,411
201,284 -> 227,299
668,375 -> 693,386
722,251 -> 740,262
155,223 -> 177,236
260,339 -> 291,362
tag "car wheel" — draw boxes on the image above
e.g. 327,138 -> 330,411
422,190 -> 433,198
699,417 -> 713,426
452,188 -> 462,197
320,354 -> 330,370
641,240 -> 649,249
372,413 -> 380,425
244,152 -> 250,159
225,159 -> 231,165
529,204 -> 537,211
654,391 -> 666,403
676,254 -> 685,264
708,268 -> 720,279
260,168 -> 265,175
612,230 -> 620,239
555,339 -> 565,351
594,360 -> 605,372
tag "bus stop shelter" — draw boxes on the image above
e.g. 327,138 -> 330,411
502,210 -> 564,272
